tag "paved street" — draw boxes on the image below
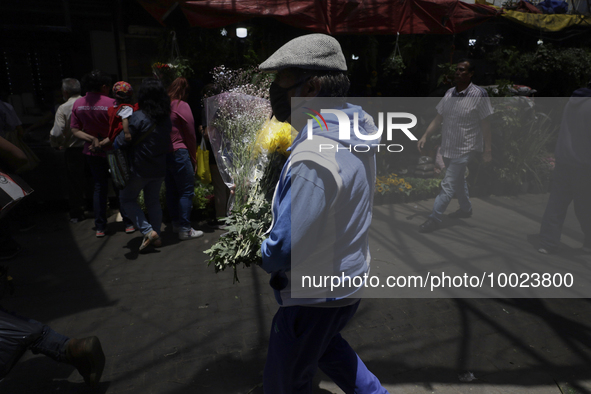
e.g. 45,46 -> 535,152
1,193 -> 590,394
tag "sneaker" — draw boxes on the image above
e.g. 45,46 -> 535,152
139,230 -> 161,251
419,218 -> 440,233
125,225 -> 136,234
207,219 -> 227,230
538,247 -> 550,255
96,230 -> 106,238
448,209 -> 472,219
179,228 -> 204,241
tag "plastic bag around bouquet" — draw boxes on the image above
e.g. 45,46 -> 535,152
206,92 -> 271,213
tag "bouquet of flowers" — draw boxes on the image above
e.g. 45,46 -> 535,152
205,115 -> 295,283
203,66 -> 295,283
206,92 -> 271,207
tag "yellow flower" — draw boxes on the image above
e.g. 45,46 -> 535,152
255,118 -> 296,157
406,183 -> 412,189
377,186 -> 384,193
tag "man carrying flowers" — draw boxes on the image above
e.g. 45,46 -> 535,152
258,34 -> 389,394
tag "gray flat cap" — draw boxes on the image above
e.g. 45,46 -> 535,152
259,34 -> 347,72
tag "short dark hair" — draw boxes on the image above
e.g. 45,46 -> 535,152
457,59 -> 475,73
138,78 -> 171,122
292,68 -> 350,98
82,70 -> 111,93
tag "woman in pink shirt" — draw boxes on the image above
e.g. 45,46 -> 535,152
165,77 -> 203,240
71,70 -> 134,237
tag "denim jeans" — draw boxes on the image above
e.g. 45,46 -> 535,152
64,147 -> 86,219
0,308 -> 70,379
85,155 -> 133,231
264,300 -> 388,394
539,162 -> 591,251
119,176 -> 164,236
165,149 -> 195,232
429,151 -> 474,222
86,155 -> 109,231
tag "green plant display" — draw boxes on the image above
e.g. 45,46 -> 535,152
376,174 -> 413,196
193,181 -> 214,211
384,52 -> 406,76
136,182 -> 213,215
375,174 -> 442,201
407,177 -> 442,198
489,103 -> 556,191
437,63 -> 456,87
488,44 -> 591,96
484,79 -> 515,98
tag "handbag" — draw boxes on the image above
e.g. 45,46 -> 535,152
106,148 -> 131,190
4,131 -> 40,174
196,138 -> 212,184
107,123 -> 156,189
0,170 -> 33,220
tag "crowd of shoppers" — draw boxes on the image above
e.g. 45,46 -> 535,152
3,70 -> 210,256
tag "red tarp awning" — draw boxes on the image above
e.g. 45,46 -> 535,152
138,0 -> 500,35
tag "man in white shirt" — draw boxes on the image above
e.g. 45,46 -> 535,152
51,79 -> 87,221
51,79 -> 83,149
417,59 -> 493,233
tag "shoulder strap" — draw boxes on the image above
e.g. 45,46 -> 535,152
132,123 -> 157,148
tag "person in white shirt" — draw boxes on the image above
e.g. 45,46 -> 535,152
50,79 -> 87,222
417,59 -> 493,233
51,79 -> 83,149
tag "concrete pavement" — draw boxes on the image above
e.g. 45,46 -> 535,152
1,193 -> 590,394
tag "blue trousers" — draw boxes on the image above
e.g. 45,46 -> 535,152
540,162 -> 591,251
429,152 -> 474,222
120,176 -> 164,236
264,300 -> 388,394
0,308 -> 69,379
165,149 -> 195,232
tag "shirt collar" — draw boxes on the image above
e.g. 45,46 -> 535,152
454,83 -> 473,96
